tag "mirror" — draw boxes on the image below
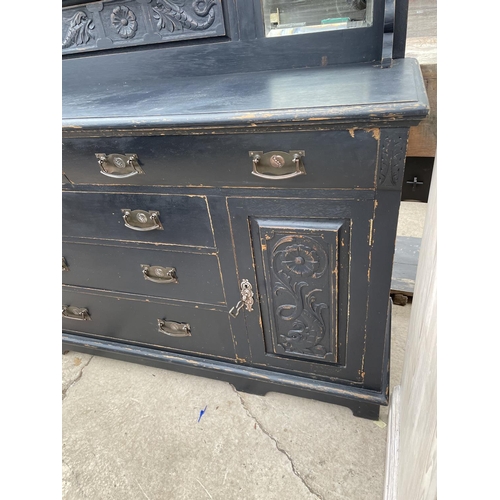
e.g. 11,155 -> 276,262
262,0 -> 373,37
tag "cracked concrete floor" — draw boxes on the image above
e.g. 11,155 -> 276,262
62,201 -> 426,500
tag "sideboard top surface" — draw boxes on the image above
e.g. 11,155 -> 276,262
62,58 -> 429,135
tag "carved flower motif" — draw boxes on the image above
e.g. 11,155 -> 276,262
281,244 -> 318,277
111,6 -> 138,39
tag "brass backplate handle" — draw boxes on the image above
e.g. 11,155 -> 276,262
95,153 -> 144,178
249,150 -> 305,180
62,305 -> 91,321
122,209 -> 164,231
229,279 -> 254,318
141,265 -> 178,284
157,319 -> 191,337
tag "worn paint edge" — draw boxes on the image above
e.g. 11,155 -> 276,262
62,333 -> 388,405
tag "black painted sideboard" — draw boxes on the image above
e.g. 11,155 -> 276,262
62,0 -> 429,419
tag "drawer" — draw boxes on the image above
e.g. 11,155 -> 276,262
62,191 -> 215,249
62,130 -> 378,189
62,242 -> 225,306
62,289 -> 235,359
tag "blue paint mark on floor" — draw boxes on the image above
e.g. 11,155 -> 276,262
198,405 -> 208,422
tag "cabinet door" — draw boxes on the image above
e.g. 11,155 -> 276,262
227,196 -> 374,383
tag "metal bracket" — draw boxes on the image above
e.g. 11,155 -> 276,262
406,176 -> 424,191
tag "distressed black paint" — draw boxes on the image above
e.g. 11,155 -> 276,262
62,0 -> 428,419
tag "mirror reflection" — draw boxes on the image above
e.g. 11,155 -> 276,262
262,0 -> 372,37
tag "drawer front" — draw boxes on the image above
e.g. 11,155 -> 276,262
62,289 -> 235,359
62,242 -> 225,306
62,130 -> 378,189
62,192 -> 215,248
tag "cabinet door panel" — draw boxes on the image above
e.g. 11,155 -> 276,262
227,196 -> 373,383
252,218 -> 348,365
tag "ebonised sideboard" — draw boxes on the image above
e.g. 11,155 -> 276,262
62,0 -> 429,419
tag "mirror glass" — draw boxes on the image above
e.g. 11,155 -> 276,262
262,0 -> 373,37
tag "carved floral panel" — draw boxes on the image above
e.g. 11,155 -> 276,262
256,219 -> 349,364
62,0 -> 225,55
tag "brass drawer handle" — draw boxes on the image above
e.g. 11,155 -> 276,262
157,319 -> 191,337
249,150 -> 305,180
62,305 -> 91,321
141,265 -> 178,284
229,279 -> 254,317
122,209 -> 164,231
62,257 -> 69,272
95,153 -> 144,178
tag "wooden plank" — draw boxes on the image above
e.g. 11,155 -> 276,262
383,159 -> 437,500
405,0 -> 436,157
407,63 -> 436,157
393,236 -> 421,266
391,236 -> 421,295
397,160 -> 437,500
383,384 -> 400,499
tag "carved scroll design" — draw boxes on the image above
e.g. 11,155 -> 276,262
62,0 -> 225,55
271,235 -> 330,358
62,10 -> 95,48
379,132 -> 406,189
152,0 -> 217,32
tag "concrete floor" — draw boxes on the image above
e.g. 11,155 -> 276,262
62,201 -> 427,500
